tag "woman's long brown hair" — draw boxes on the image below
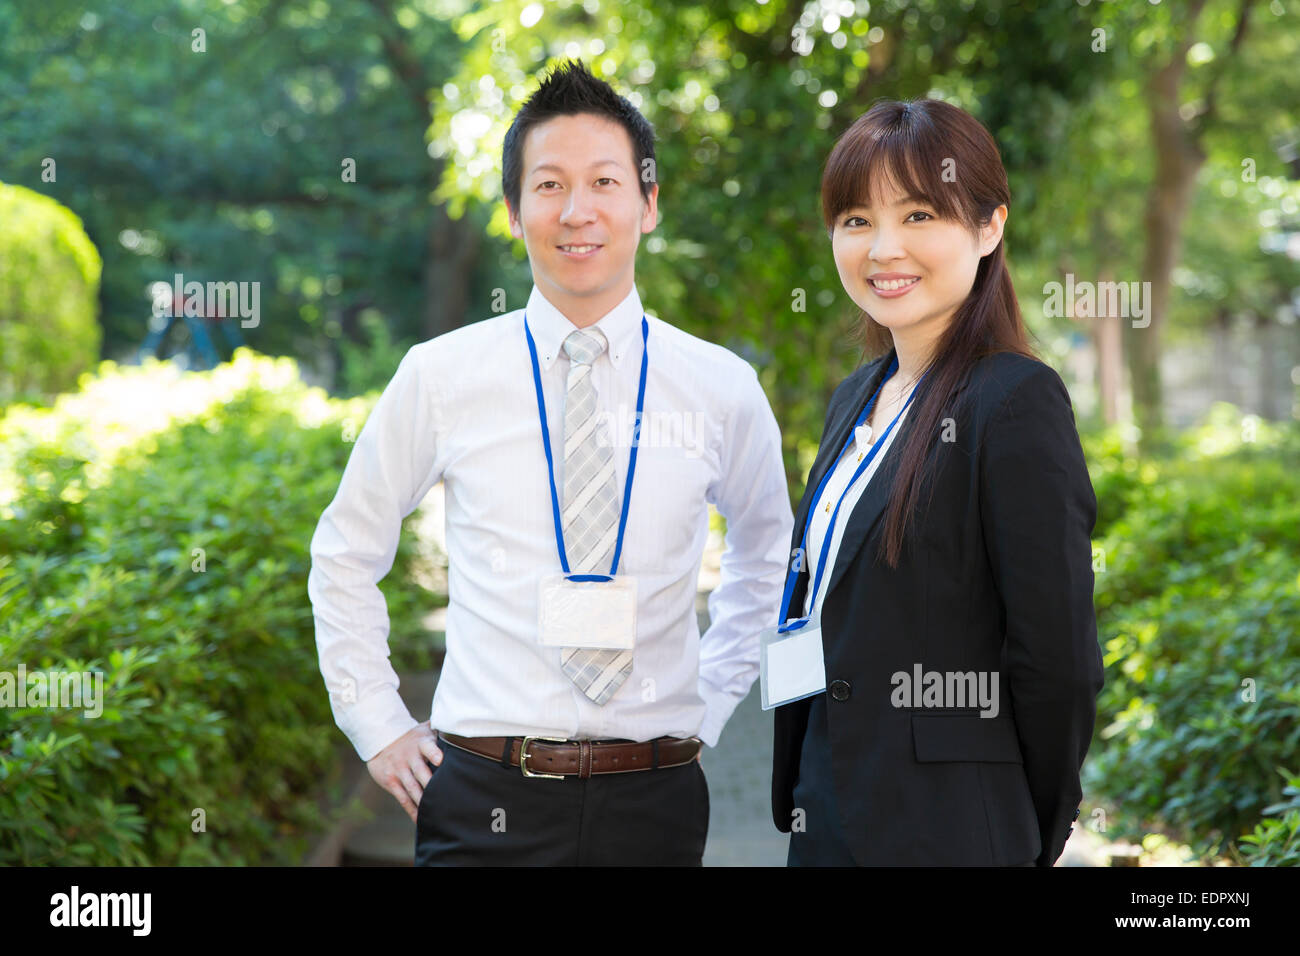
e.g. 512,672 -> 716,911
820,98 -> 1038,569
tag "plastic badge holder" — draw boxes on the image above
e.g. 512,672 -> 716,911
759,616 -> 827,710
538,573 -> 638,650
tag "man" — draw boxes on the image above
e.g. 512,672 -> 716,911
308,59 -> 792,866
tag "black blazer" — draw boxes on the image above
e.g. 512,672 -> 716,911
771,348 -> 1105,866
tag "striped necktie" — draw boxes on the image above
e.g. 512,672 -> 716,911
557,328 -> 633,704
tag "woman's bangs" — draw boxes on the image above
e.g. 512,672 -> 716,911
824,123 -> 968,228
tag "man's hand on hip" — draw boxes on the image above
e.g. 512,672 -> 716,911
366,724 -> 444,823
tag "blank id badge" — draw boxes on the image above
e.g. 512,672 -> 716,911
759,617 -> 827,710
538,574 -> 637,650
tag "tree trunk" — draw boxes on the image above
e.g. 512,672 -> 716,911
1092,307 -> 1123,425
1131,29 -> 1207,453
424,203 -> 483,341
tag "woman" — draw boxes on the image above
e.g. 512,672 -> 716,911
769,99 -> 1104,866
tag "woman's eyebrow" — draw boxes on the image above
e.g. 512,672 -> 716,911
847,194 -> 932,211
879,193 -> 931,207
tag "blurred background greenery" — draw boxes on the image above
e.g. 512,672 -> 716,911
1,0 -> 1298,864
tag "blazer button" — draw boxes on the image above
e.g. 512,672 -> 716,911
829,680 -> 852,702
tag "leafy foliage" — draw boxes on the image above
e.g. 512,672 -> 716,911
1238,769 -> 1300,866
0,183 -> 101,404
0,351 -> 441,864
1084,408 -> 1300,860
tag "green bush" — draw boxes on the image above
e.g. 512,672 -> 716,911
1238,769 -> 1300,866
337,308 -> 414,396
1080,426 -> 1147,539
1084,407 -> 1300,861
0,182 -> 102,404
0,350 -> 442,864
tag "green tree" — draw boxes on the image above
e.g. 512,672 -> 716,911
0,182 -> 102,403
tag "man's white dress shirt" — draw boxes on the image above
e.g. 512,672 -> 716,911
308,284 -> 793,761
800,403 -> 910,621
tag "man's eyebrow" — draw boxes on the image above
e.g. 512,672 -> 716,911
528,159 -> 628,176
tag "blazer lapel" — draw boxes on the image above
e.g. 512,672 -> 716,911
794,352 -> 893,540
819,396 -> 914,602
820,362 -> 976,603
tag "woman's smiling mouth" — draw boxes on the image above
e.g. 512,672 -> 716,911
869,275 -> 920,296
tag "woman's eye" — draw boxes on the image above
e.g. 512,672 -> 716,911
596,177 -> 616,186
842,211 -> 931,227
539,181 -> 560,190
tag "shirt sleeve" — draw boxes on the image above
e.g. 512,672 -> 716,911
308,345 -> 445,762
977,362 -> 1104,866
697,364 -> 795,747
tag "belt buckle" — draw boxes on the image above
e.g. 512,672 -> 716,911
520,735 -> 568,779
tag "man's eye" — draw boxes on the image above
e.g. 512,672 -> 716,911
596,177 -> 616,186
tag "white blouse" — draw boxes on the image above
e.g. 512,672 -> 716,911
801,402 -> 910,620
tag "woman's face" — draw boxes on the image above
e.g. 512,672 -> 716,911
831,172 -> 1006,348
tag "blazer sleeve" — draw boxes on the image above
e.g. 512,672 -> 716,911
977,363 -> 1105,867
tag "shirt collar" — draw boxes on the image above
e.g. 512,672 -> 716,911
524,284 -> 645,373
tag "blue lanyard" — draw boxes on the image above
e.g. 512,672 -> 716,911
776,355 -> 927,631
524,314 -> 649,583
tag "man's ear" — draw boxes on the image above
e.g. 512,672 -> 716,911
506,198 -> 523,240
640,182 -> 659,234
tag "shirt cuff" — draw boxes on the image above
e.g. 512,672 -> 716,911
336,689 -> 421,763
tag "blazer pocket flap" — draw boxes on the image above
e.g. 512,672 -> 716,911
911,713 -> 1023,763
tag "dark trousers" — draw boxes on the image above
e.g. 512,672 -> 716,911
414,734 -> 710,866
786,695 -> 1035,867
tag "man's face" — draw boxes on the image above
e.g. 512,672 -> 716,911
831,171 -> 1005,344
508,113 -> 658,317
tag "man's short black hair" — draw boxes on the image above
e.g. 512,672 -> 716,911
502,58 -> 656,215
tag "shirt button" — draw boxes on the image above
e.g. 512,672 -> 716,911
829,680 -> 852,702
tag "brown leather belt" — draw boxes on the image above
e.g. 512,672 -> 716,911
438,731 -> 701,779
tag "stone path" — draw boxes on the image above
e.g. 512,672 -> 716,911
699,677 -> 789,865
